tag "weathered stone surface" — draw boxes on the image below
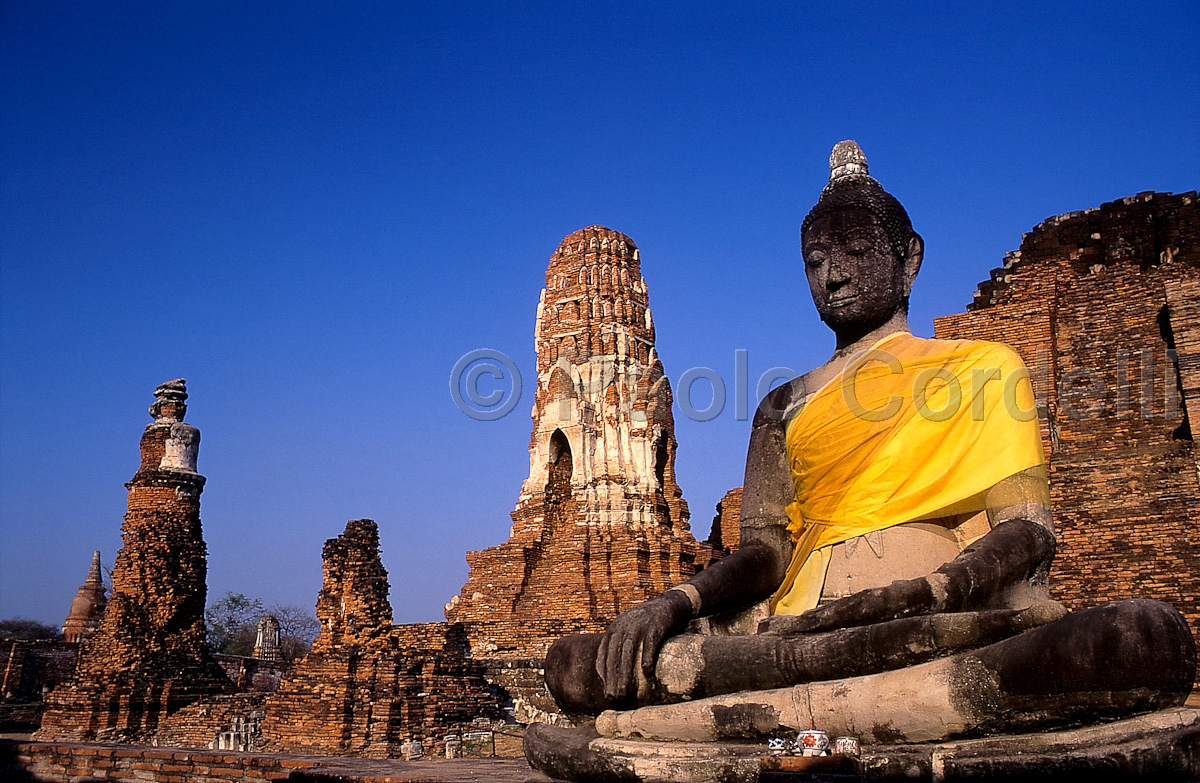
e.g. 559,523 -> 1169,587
36,380 -> 231,743
933,191 -> 1200,682
591,601 -> 1194,746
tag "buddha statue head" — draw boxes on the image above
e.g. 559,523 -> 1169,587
801,141 -> 924,341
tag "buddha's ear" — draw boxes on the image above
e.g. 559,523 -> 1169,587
903,232 -> 924,294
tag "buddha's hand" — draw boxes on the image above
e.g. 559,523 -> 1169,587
781,576 -> 938,634
596,588 -> 694,703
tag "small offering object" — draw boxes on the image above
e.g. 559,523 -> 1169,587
795,728 -> 829,757
767,737 -> 788,755
833,736 -> 860,757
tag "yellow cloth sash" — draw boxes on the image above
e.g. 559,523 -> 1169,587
770,332 -> 1045,615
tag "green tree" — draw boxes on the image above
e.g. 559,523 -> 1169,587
205,593 -> 319,662
205,592 -> 263,654
0,617 -> 61,641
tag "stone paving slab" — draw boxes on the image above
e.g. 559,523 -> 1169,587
286,757 -> 552,783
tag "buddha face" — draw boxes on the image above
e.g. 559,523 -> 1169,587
802,206 -> 922,337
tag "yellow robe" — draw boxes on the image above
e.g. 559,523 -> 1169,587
771,331 -> 1045,615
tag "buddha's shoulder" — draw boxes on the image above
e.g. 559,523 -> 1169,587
890,333 -> 1027,367
755,375 -> 809,428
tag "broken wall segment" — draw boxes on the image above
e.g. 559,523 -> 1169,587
257,519 -> 503,757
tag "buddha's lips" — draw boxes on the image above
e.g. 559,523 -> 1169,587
826,294 -> 858,308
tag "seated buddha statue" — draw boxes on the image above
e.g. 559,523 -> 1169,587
525,141 -> 1196,777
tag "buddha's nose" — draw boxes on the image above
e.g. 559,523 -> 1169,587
827,264 -> 850,289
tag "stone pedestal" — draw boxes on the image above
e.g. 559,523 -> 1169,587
526,707 -> 1200,782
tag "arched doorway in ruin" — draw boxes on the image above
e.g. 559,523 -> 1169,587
545,429 -> 574,533
653,434 -> 672,526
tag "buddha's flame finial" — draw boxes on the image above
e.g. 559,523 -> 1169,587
829,140 -> 869,183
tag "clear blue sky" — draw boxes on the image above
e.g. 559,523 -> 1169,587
2,2 -> 1197,626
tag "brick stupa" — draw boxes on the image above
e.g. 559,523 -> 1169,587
37,379 -> 230,742
446,226 -> 714,657
61,551 -> 108,643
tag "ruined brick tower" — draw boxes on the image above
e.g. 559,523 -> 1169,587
258,519 -> 499,757
447,226 -> 710,658
934,192 -> 1200,665
37,379 -> 229,741
61,551 -> 107,643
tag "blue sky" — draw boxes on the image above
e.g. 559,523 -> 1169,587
2,2 -> 1197,625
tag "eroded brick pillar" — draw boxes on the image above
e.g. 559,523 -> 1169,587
37,379 -> 229,742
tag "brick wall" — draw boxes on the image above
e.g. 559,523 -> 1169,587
153,693 -> 269,751
0,740 -> 318,782
933,192 -> 1200,666
707,487 -> 743,555
1,641 -> 78,704
212,654 -> 287,693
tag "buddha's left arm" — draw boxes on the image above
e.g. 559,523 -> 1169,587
779,467 -> 1058,633
984,465 -> 1052,531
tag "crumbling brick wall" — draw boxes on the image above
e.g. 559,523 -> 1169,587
933,191 -> 1200,658
0,641 -> 78,704
707,487 -> 743,556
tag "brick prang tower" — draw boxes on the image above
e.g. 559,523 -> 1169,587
447,225 -> 712,659
37,379 -> 229,742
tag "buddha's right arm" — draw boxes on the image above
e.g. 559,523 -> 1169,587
595,387 -> 797,700
669,383 -> 797,615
